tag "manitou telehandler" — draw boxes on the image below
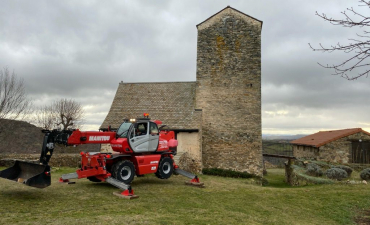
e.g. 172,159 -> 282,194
0,114 -> 203,198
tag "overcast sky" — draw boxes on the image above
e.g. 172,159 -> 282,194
1,0 -> 370,135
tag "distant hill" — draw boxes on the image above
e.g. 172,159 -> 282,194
262,134 -> 307,140
0,119 -> 100,154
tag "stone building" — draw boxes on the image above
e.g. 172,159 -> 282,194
291,128 -> 370,164
101,6 -> 263,175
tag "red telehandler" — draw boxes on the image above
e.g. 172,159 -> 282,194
0,114 -> 203,198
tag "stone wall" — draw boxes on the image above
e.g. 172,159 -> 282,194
0,154 -> 81,167
292,145 -> 319,160
195,7 -> 263,175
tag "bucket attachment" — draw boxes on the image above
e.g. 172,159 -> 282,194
0,161 -> 51,188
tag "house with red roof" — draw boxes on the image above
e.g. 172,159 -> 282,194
291,128 -> 370,164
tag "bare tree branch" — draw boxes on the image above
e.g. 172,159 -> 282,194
0,67 -> 32,120
54,99 -> 85,130
309,0 -> 370,80
31,98 -> 85,130
32,105 -> 55,130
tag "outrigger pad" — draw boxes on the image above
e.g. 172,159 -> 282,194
0,161 -> 51,188
185,180 -> 205,188
113,191 -> 139,199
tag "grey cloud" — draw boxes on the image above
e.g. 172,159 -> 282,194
1,0 -> 369,134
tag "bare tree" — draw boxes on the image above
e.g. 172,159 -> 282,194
33,105 -> 55,130
309,0 -> 370,80
53,98 -> 84,130
0,67 -> 32,120
31,99 -> 84,130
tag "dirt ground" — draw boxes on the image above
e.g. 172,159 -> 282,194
355,210 -> 370,225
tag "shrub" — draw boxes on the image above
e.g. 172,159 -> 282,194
305,163 -> 323,177
360,168 -> 370,180
331,165 -> 353,177
326,168 -> 348,181
292,165 -> 334,185
309,160 -> 331,168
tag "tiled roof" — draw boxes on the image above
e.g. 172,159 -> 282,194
291,128 -> 370,147
101,82 -> 201,130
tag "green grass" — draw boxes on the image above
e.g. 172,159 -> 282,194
0,167 -> 370,225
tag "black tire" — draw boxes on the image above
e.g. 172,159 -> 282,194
87,176 -> 101,182
112,160 -> 135,184
110,162 -> 119,178
155,157 -> 173,179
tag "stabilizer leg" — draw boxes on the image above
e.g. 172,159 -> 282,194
106,177 -> 139,199
59,172 -> 78,184
174,168 -> 204,187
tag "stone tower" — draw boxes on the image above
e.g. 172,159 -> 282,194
195,6 -> 263,175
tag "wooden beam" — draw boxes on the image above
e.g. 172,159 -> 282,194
263,153 -> 296,159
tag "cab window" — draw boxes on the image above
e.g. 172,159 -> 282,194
135,122 -> 148,136
150,122 -> 159,135
117,122 -> 132,138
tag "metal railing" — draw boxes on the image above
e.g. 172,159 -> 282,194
262,140 -> 293,167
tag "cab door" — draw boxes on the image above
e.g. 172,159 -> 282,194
128,122 -> 150,153
148,122 -> 159,152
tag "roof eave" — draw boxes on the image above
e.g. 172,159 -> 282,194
291,143 -> 319,148
196,5 -> 263,29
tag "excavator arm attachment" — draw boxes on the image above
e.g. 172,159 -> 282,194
0,161 -> 51,188
0,130 -> 70,188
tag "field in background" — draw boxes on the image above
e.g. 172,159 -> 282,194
0,167 -> 369,224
